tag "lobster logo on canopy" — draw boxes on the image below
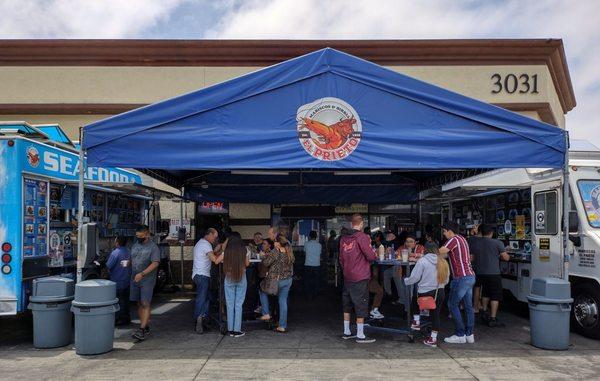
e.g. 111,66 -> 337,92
296,97 -> 362,161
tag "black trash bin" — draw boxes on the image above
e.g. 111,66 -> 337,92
28,276 -> 75,348
527,277 -> 573,350
71,279 -> 119,355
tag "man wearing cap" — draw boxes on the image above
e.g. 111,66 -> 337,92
439,221 -> 476,344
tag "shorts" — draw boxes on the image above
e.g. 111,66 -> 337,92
342,279 -> 369,318
474,275 -> 483,287
479,274 -> 503,301
130,280 -> 155,304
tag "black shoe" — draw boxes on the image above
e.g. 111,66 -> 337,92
342,333 -> 357,340
228,331 -> 235,337
195,316 -> 204,334
487,318 -> 505,328
131,328 -> 143,339
356,336 -> 376,344
480,310 -> 490,324
232,331 -> 246,338
132,328 -> 148,341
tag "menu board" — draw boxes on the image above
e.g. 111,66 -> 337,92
23,178 -> 49,257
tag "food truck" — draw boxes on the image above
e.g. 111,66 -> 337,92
0,122 -> 162,315
432,140 -> 600,338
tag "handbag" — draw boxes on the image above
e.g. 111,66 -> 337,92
260,271 -> 279,296
417,287 -> 439,311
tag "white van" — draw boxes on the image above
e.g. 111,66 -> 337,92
432,140 -> 600,339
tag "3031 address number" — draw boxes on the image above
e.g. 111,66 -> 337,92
491,73 -> 539,94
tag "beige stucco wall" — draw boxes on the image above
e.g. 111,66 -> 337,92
0,63 -> 565,140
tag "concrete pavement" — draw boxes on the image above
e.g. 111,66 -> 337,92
2,289 -> 600,380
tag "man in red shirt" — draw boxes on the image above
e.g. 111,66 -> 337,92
439,221 -> 476,344
339,214 -> 377,343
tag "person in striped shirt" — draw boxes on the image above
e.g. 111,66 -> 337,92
439,221 -> 476,344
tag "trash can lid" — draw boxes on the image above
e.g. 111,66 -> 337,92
528,277 -> 573,303
73,279 -> 117,307
29,276 -> 75,303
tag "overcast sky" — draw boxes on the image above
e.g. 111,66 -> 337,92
1,0 -> 598,146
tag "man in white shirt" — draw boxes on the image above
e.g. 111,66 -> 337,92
193,228 -> 223,334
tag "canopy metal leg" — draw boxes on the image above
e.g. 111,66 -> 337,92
77,127 -> 85,283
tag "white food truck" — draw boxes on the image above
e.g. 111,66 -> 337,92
432,140 -> 600,338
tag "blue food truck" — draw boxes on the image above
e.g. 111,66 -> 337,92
0,121 -> 153,315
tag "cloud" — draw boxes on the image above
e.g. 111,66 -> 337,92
0,0 -> 184,38
206,0 -> 600,146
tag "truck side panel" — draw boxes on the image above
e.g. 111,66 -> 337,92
0,139 -> 23,315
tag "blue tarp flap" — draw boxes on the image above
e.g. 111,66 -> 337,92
84,47 -> 566,172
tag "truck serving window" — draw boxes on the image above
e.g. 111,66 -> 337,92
577,180 -> 600,228
534,190 -> 558,235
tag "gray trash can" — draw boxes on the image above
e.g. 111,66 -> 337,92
71,279 -> 119,355
527,277 -> 573,350
28,276 -> 75,348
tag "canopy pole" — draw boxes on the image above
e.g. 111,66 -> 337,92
562,132 -> 570,281
180,186 -> 185,289
77,127 -> 85,283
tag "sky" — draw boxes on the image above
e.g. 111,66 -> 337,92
0,0 -> 598,146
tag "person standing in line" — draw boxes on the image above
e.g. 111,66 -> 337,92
467,225 -> 484,316
303,230 -> 322,300
223,234 -> 250,337
192,228 -> 224,334
439,222 -> 476,344
339,214 -> 378,343
327,230 -> 339,262
404,243 -> 450,347
130,226 -> 161,341
258,234 -> 295,333
382,230 -> 409,308
106,236 -> 132,326
474,224 -> 510,327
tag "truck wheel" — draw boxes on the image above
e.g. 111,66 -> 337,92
572,283 -> 600,339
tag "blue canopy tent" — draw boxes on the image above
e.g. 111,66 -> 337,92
80,46 -> 572,280
80,47 -> 571,282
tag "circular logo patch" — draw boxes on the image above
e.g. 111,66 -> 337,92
296,97 -> 362,161
26,146 -> 40,168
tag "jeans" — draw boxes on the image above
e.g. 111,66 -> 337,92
383,266 -> 407,305
448,275 -> 476,336
304,265 -> 320,298
260,277 -> 293,329
224,274 -> 247,332
194,274 -> 211,320
116,287 -> 130,323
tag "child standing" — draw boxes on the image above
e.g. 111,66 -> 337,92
404,243 -> 449,347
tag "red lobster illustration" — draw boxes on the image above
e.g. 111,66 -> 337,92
300,117 -> 356,150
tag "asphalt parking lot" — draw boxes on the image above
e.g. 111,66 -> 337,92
2,289 -> 600,381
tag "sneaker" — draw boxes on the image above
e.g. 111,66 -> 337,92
342,333 -> 357,340
370,310 -> 385,319
423,337 -> 437,347
132,328 -> 147,341
232,331 -> 246,338
131,327 -> 143,339
466,334 -> 475,344
421,310 -> 430,317
444,335 -> 467,344
411,320 -> 421,331
480,310 -> 490,324
195,316 -> 204,334
356,336 -> 376,344
228,331 -> 235,337
391,300 -> 403,306
487,318 -> 505,328
254,306 -> 262,314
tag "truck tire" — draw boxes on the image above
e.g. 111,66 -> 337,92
572,283 -> 600,339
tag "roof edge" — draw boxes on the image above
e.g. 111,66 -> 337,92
0,39 -> 575,112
